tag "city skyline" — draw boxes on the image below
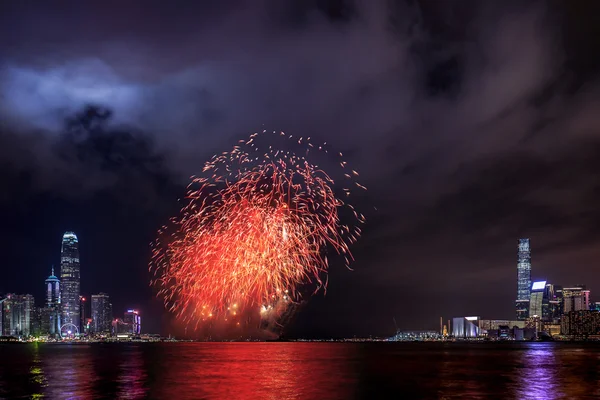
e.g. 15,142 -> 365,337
445,238 -> 600,340
1,231 -> 144,338
1,1 -> 600,338
4,233 -> 600,339
1,1 -> 600,398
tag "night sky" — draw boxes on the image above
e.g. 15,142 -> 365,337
1,0 -> 600,338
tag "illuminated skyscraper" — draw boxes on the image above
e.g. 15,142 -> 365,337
529,281 -> 546,318
123,309 -> 141,335
551,285 -> 564,323
60,232 -> 81,335
45,267 -> 61,335
517,239 -> 532,300
539,283 -> 563,323
91,293 -> 113,334
516,238 -> 532,320
80,296 -> 87,333
2,294 -> 35,337
563,286 -> 590,312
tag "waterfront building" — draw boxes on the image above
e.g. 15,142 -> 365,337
452,316 -> 481,338
477,320 -> 526,330
514,328 -> 524,341
552,285 -> 564,323
561,310 -> 600,337
529,281 -> 546,318
2,294 -> 35,337
60,232 -> 81,335
526,315 -> 543,333
45,267 -> 61,335
591,302 -> 600,312
515,300 -> 530,321
83,318 -> 92,333
498,325 -> 511,339
123,309 -> 141,335
32,306 -> 59,337
30,307 -> 42,336
112,318 -> 128,335
30,307 -> 52,337
389,331 -> 440,341
563,286 -> 590,313
80,296 -> 87,333
544,324 -> 561,337
541,283 -> 557,322
91,293 -> 112,334
516,239 -> 532,320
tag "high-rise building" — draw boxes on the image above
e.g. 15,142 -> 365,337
552,285 -> 564,323
91,293 -> 113,334
31,307 -> 53,337
60,232 -> 81,335
46,267 -> 60,306
516,239 -> 532,320
541,283 -> 557,322
549,300 -> 562,323
561,310 -> 600,337
112,318 -> 127,335
563,286 -> 591,313
2,294 -> 35,337
517,239 -> 532,300
45,267 -> 61,335
529,281 -> 546,318
83,318 -> 92,334
515,300 -> 530,321
80,296 -> 87,334
123,309 -> 141,335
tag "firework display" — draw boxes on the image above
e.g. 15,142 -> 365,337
150,130 -> 366,327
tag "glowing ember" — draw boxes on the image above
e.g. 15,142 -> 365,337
150,130 -> 366,327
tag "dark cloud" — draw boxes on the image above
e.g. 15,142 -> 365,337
1,0 -> 599,336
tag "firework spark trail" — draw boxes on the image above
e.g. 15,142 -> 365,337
150,130 -> 366,327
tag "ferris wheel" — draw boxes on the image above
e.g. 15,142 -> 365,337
60,323 -> 79,338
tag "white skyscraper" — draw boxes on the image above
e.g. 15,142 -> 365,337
60,232 -> 81,336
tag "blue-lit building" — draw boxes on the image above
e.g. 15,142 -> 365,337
60,232 -> 81,336
529,281 -> 546,318
452,316 -> 481,338
539,283 -> 563,323
45,267 -> 61,336
516,238 -> 532,320
123,310 -> 141,335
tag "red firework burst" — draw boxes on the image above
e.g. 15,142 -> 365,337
150,131 -> 365,327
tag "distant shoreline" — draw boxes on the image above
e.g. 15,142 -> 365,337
4,339 -> 600,345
